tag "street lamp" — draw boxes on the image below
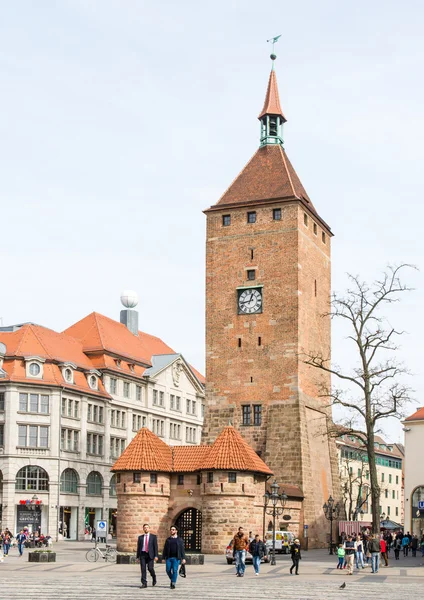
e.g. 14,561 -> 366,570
323,495 -> 340,555
263,480 -> 288,566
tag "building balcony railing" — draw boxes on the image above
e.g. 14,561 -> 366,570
17,447 -> 49,455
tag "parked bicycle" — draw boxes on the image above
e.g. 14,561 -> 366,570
85,544 -> 117,563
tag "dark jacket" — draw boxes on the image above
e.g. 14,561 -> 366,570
136,533 -> 158,560
369,538 -> 381,553
162,536 -> 186,561
290,543 -> 302,560
249,540 -> 266,558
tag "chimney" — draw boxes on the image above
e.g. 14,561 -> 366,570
119,290 -> 139,336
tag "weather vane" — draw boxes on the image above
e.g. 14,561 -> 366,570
267,34 -> 281,68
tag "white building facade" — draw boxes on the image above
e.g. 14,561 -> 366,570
403,407 -> 424,536
0,308 -> 204,540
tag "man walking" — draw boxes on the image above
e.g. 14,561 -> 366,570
232,527 -> 250,577
289,538 -> 302,575
369,534 -> 381,573
343,535 -> 356,575
162,525 -> 186,589
249,534 -> 266,575
16,530 -> 27,558
136,523 -> 158,588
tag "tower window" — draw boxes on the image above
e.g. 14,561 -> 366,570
247,211 -> 256,224
258,336 -> 262,346
253,405 -> 262,425
314,280 -> 317,297
207,472 -> 214,483
238,338 -> 242,348
322,231 -> 326,243
228,472 -> 237,483
222,214 -> 231,226
273,208 -> 281,221
250,249 -> 254,260
313,223 -> 317,235
242,405 -> 251,425
247,269 -> 256,281
177,474 -> 184,485
269,117 -> 278,136
304,213 -> 308,226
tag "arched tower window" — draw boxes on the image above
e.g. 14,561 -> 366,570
87,471 -> 103,496
16,466 -> 49,491
60,468 -> 79,494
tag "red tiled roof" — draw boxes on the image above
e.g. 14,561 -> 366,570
112,427 -> 272,475
405,407 -> 424,422
258,69 -> 286,121
112,428 -> 173,472
210,145 -> 312,210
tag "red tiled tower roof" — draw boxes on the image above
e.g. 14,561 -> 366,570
112,428 -> 173,472
112,426 -> 272,475
404,407 -> 424,422
258,69 -> 286,121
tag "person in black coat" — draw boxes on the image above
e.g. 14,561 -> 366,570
162,525 -> 186,589
289,539 -> 302,575
136,523 -> 159,588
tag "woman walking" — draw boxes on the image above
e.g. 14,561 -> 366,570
289,539 -> 302,575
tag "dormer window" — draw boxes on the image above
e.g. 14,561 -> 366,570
88,375 -> 98,390
115,359 -> 121,368
63,368 -> 73,383
29,363 -> 40,376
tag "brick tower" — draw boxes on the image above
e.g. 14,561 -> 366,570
202,55 -> 341,546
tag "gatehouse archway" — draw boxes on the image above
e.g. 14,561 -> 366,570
174,508 -> 202,552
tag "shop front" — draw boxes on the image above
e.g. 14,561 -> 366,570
411,486 -> 424,536
16,504 -> 42,534
59,506 -> 78,540
85,507 -> 103,532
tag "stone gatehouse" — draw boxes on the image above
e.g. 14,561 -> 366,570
112,426 -> 302,554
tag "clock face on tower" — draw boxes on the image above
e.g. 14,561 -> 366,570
237,288 -> 263,314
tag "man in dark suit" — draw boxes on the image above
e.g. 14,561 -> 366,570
136,523 -> 158,588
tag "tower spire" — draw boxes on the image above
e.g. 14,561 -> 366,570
259,37 -> 286,147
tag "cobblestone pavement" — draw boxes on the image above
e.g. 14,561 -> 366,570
1,543 -> 423,599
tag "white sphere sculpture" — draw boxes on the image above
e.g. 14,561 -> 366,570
120,290 -> 139,309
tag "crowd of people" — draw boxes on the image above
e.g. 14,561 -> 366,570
0,528 -> 52,559
337,530 -> 424,575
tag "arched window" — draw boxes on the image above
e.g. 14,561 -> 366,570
87,471 -> 103,496
60,468 -> 79,494
16,466 -> 49,491
412,486 -> 424,511
109,474 -> 116,497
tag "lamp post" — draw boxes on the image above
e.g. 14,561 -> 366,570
263,480 -> 288,566
323,495 -> 340,555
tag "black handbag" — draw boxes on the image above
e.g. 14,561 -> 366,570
179,563 -> 186,578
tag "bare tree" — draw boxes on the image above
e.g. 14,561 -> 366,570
304,265 -> 415,532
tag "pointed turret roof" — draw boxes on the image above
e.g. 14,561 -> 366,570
258,69 -> 286,121
112,426 -> 272,475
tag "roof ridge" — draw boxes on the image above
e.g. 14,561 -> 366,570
278,145 -> 298,199
92,312 -> 107,350
215,151 -> 259,206
27,325 -> 54,360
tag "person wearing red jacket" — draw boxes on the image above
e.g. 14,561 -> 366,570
380,537 -> 389,567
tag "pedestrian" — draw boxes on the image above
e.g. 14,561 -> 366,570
343,535 -> 356,575
289,538 -> 302,575
369,534 -> 381,573
16,530 -> 27,558
401,534 -> 410,557
2,533 -> 11,557
411,535 -> 418,557
394,537 -> 401,560
380,536 -> 388,567
386,532 -> 393,554
249,534 -> 266,576
136,523 -> 158,588
232,527 -> 250,577
336,543 -> 345,569
420,535 -> 424,557
162,525 -> 186,590
355,535 -> 365,569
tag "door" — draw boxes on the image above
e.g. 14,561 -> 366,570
174,508 -> 202,553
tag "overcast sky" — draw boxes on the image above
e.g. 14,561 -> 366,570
1,1 -> 422,442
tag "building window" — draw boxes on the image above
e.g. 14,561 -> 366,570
88,375 -> 97,390
136,386 -> 142,401
389,474 -> 392,484
29,362 -> 41,376
186,399 -> 191,413
381,473 -> 385,482
110,437 -> 126,459
133,414 -> 142,431
19,393 -> 49,414
253,405 -> 262,426
242,405 -> 251,425
304,213 -> 308,226
385,489 -> 388,498
159,391 -> 164,406
16,466 -> 49,491
178,474 -> 184,485
192,400 -> 196,415
322,231 -> 326,244
60,468 -> 78,493
86,471 -> 102,496
222,215 -> 231,226
392,490 -> 395,499
197,473 -> 202,485
0,424 -> 3,446
109,474 -> 117,497
86,433 -> 104,456
358,468 -> 362,477
0,392 -> 5,411
273,208 -> 281,220
110,378 -> 117,394
176,396 -> 181,411
313,223 -> 317,235
396,475 -> 399,484
133,472 -> 141,483
87,403 -> 103,424
207,472 -> 213,483
150,473 -> 157,484
18,425 -> 49,448
247,211 -> 256,224
396,506 -> 398,516
387,506 -> 391,516
153,390 -> 158,405
61,428 -> 79,452
201,404 -> 205,418
228,472 -> 237,483
170,395 -> 175,410
247,269 -> 256,281
123,382 -> 130,398
186,427 -> 196,443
